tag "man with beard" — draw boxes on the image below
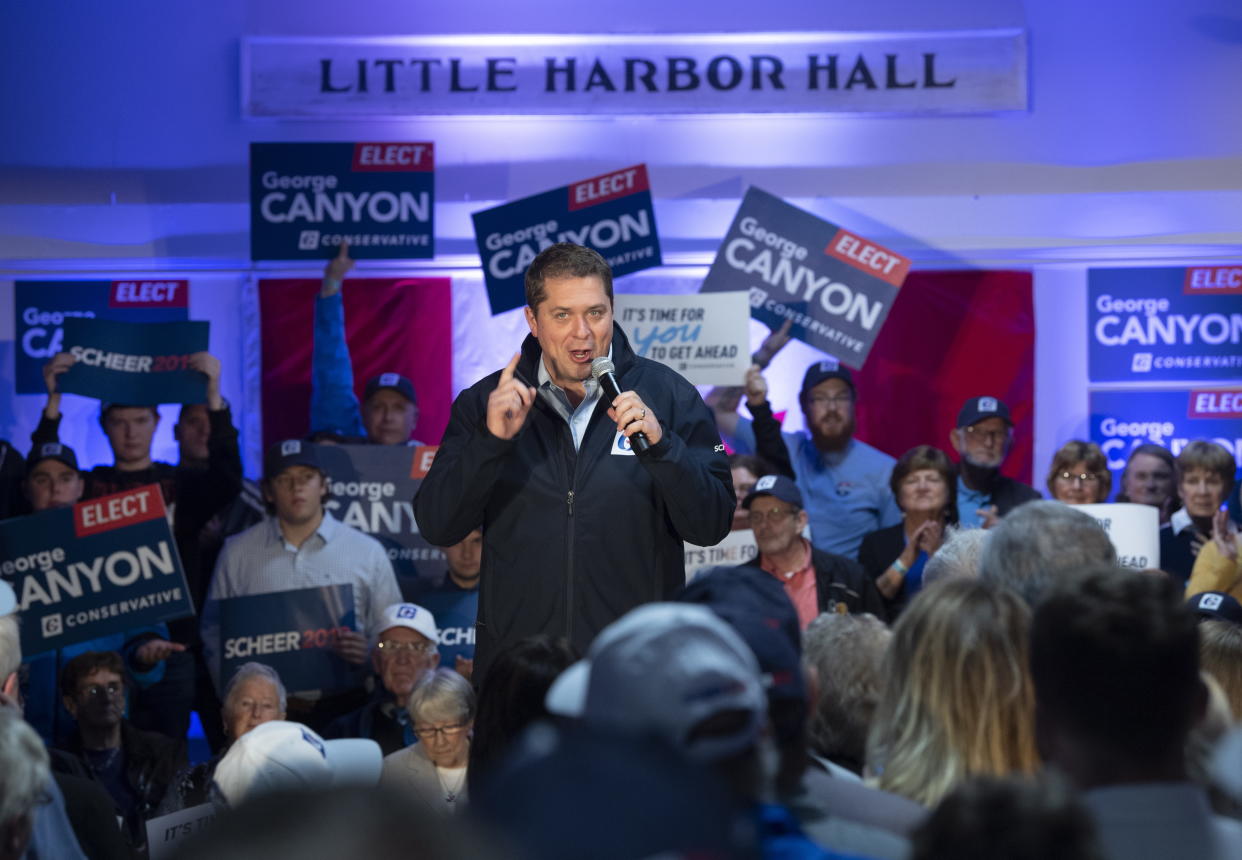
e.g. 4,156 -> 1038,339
746,360 -> 900,559
948,397 -> 1040,528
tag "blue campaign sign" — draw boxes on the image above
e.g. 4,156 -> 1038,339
413,585 -> 477,669
1089,388 -> 1242,493
318,444 -> 448,598
699,187 -> 910,369
1088,266 -> 1242,382
58,318 -> 209,405
0,485 -> 194,657
217,584 -> 360,694
250,142 -> 435,261
472,164 -> 662,315
14,280 -> 190,394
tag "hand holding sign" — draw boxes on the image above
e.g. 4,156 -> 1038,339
42,352 -> 77,419
744,365 -> 768,409
486,354 -> 536,440
321,242 -> 354,297
187,352 -> 223,410
333,628 -> 369,666
134,638 -> 187,669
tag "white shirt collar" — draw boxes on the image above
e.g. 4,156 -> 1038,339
1169,507 -> 1196,536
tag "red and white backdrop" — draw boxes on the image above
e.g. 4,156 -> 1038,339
254,268 -> 1034,483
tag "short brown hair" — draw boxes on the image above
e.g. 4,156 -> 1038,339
1175,440 -> 1235,495
1200,620 -> 1242,720
60,651 -> 125,698
890,445 -> 958,521
1045,440 -> 1111,501
524,243 -> 614,313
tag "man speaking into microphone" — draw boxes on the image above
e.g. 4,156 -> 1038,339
415,243 -> 733,682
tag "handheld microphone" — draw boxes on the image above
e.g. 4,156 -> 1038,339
591,357 -> 650,453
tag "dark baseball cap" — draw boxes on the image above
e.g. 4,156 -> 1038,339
956,396 -> 1013,429
27,442 -> 80,474
799,359 -> 854,399
363,373 -> 416,405
742,474 -> 803,510
1189,591 -> 1242,626
264,439 -> 322,479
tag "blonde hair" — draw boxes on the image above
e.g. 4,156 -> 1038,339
1199,620 -> 1242,720
866,579 -> 1038,806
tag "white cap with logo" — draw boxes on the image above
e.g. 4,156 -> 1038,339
371,602 -> 438,643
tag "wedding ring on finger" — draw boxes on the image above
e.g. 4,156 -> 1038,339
640,409 -> 646,419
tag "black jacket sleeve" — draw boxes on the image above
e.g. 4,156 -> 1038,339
31,413 -> 61,449
634,378 -> 734,548
414,380 -> 513,547
748,400 -> 795,479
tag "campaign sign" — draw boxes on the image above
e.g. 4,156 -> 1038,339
146,804 -> 215,860
250,142 -> 435,261
14,280 -> 190,394
1074,503 -> 1161,571
57,318 -> 209,405
472,164 -> 662,314
614,291 -> 750,385
1088,266 -> 1242,382
0,485 -> 194,657
217,584 -> 358,693
318,444 -> 447,597
685,529 -> 759,583
700,188 -> 910,368
413,585 -> 478,671
1089,388 -> 1242,491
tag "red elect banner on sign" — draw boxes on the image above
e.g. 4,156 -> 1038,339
73,485 -> 166,538
1188,389 -> 1242,419
1183,266 -> 1242,294
568,164 -> 650,211
824,228 -> 911,289
109,281 -> 189,309
409,446 -> 438,479
350,142 -> 435,172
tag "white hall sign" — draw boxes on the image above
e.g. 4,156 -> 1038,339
244,31 -> 1028,118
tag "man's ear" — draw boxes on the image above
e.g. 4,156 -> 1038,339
948,428 -> 963,456
1,672 -> 18,700
525,305 -> 539,337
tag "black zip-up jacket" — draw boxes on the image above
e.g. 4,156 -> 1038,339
415,324 -> 733,682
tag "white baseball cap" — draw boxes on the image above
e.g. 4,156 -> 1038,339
545,603 -> 766,764
211,720 -> 382,807
371,602 -> 437,643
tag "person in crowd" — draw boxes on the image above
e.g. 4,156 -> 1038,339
866,580 -> 1038,807
1187,509 -> 1240,605
210,720 -> 382,809
410,530 -> 481,680
324,603 -> 439,755
415,243 -> 733,684
202,440 -> 402,731
0,581 -> 98,860
1029,566 -> 1242,859
727,453 -> 771,531
16,441 -> 179,747
704,318 -> 792,451
37,350 -> 244,741
1115,443 -> 1177,522
1198,619 -> 1242,720
859,445 -> 958,619
544,602 -> 855,857
162,661 -> 288,813
909,776 -> 1103,860
466,634 -> 576,797
921,525 -> 988,588
53,651 -> 185,849
732,359 -> 901,558
1161,440 -> 1236,586
0,707 -> 52,860
739,474 -> 886,627
979,500 -> 1116,606
948,396 -> 1041,528
311,243 -> 423,445
678,565 -> 916,853
804,612 -> 892,779
380,668 -> 476,814
1046,440 -> 1111,505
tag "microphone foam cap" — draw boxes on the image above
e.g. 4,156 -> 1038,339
591,357 -> 616,379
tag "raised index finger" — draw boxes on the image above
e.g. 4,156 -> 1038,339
499,352 -> 521,384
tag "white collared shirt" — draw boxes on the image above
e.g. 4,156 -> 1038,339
536,345 -> 612,451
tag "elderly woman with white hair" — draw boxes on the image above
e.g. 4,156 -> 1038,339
0,708 -> 50,860
160,662 -> 288,813
381,668 -> 476,813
